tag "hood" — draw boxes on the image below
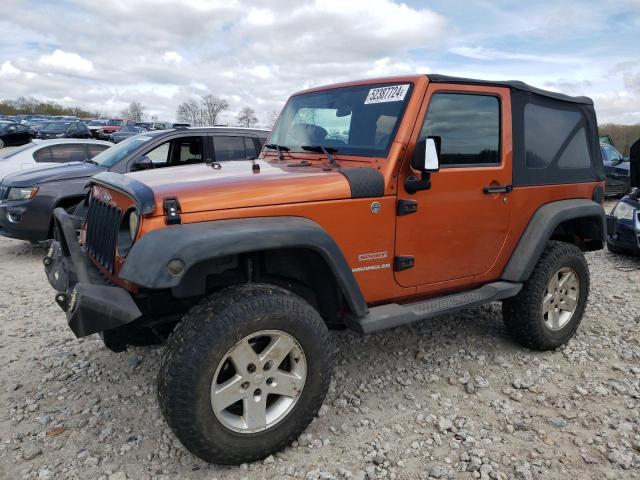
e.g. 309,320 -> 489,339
126,159 -> 355,215
1,162 -> 104,187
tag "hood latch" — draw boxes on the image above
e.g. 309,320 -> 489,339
163,197 -> 181,225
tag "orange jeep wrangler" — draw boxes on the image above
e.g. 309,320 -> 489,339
45,75 -> 606,464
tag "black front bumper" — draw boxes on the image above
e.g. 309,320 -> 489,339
45,208 -> 142,338
606,214 -> 640,254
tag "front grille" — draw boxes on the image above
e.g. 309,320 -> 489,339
85,195 -> 122,273
0,186 -> 8,200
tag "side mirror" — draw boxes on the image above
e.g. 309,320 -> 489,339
406,136 -> 440,194
131,155 -> 154,171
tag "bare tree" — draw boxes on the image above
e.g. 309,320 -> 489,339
176,99 -> 201,126
201,95 -> 229,126
237,106 -> 258,128
120,102 -> 145,122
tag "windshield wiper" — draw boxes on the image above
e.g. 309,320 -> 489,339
264,143 -> 290,161
301,145 -> 341,168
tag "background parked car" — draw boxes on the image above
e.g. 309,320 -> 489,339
0,127 -> 268,242
109,125 -> 148,143
37,121 -> 91,140
601,143 -> 630,196
0,139 -> 111,181
86,119 -> 109,138
96,118 -> 128,139
0,122 -> 33,149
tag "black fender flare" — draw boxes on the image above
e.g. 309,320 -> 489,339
501,198 -> 606,282
119,216 -> 368,317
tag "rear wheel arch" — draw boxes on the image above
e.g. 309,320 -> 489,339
502,199 -> 605,282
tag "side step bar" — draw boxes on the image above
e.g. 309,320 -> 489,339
346,281 -> 522,334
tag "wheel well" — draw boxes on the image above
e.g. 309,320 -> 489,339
47,196 -> 84,237
549,215 -> 604,251
171,248 -> 346,328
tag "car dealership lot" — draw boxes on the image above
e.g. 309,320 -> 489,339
0,223 -> 638,480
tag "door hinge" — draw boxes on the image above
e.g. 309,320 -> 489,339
397,199 -> 418,216
163,196 -> 181,225
394,255 -> 415,271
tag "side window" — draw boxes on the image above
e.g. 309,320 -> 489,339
524,103 -> 590,170
214,136 -> 248,161
33,147 -> 52,163
49,144 -> 88,163
67,123 -> 78,133
15,124 -> 28,132
175,138 -> 203,165
602,145 -> 621,164
419,93 -> 500,166
145,142 -> 170,166
86,144 -> 109,158
244,137 -> 258,159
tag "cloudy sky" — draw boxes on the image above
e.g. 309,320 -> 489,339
1,0 -> 639,126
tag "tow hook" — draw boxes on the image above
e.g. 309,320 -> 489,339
55,293 -> 69,311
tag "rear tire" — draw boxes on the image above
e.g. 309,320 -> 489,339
502,241 -> 589,350
157,284 -> 332,464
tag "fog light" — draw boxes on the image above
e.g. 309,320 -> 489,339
6,211 -> 21,223
167,259 -> 185,276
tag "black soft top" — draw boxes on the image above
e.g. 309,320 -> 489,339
428,74 -> 593,105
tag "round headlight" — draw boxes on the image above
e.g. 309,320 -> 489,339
118,208 -> 139,257
129,210 -> 139,240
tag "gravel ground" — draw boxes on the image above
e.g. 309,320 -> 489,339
1,224 -> 639,479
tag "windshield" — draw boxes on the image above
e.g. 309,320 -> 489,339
89,134 -> 154,168
107,119 -> 124,126
41,122 -> 70,133
269,83 -> 413,157
88,120 -> 106,126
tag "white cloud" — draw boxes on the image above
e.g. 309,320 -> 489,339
450,46 -> 578,64
0,60 -> 20,77
39,49 -> 93,73
162,51 -> 183,64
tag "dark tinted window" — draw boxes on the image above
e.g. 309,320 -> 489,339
524,104 -> 590,170
214,136 -> 248,161
244,137 -> 258,158
419,93 -> 500,166
33,147 -> 52,163
49,144 -> 88,163
86,144 -> 109,158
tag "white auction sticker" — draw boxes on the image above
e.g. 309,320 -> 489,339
364,84 -> 410,104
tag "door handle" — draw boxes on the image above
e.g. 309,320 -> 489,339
483,184 -> 513,194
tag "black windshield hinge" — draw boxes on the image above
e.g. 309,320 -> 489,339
394,255 -> 415,272
397,199 -> 418,216
163,197 -> 181,225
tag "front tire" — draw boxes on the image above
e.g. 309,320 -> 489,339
157,284 -> 332,464
502,241 -> 589,350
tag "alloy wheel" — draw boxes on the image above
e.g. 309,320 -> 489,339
211,329 -> 307,434
542,267 -> 579,331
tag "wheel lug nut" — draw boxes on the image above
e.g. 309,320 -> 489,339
266,377 -> 273,385
263,361 -> 272,371
241,381 -> 250,390
254,388 -> 262,396
247,363 -> 256,373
